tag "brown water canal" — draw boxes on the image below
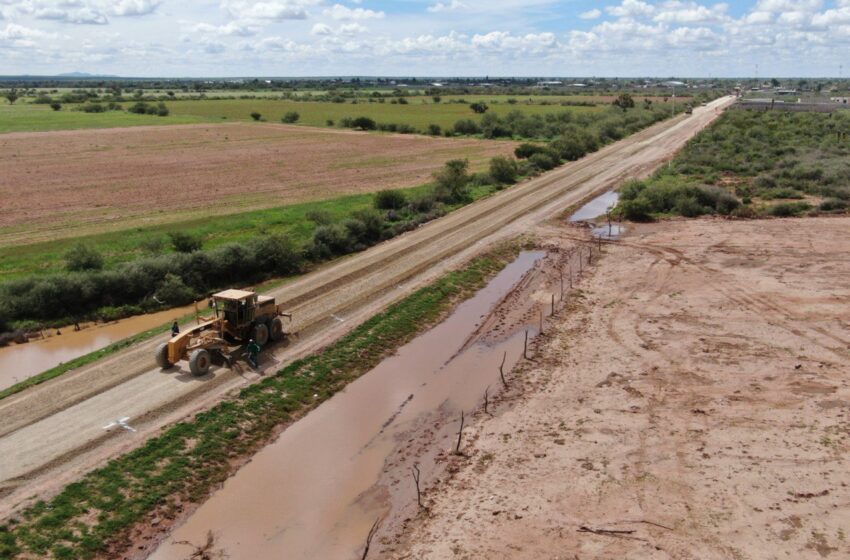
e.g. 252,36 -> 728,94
148,251 -> 546,560
0,304 -> 197,391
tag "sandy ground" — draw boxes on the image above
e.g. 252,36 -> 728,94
0,98 -> 734,521
391,216 -> 850,560
0,122 -> 514,245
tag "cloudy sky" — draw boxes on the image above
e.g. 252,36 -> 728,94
0,0 -> 848,77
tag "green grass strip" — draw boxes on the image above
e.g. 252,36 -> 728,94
0,243 -> 520,559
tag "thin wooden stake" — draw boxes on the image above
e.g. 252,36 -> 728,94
524,330 -> 529,360
484,385 -> 491,415
551,293 -> 556,316
499,351 -> 508,387
362,518 -> 381,560
569,266 -> 573,288
412,465 -> 422,508
559,271 -> 564,301
454,410 -> 465,455
539,308 -> 544,335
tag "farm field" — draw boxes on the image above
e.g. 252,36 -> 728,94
0,103 -> 207,133
0,122 -> 514,247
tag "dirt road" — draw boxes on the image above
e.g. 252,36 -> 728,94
393,216 -> 850,559
0,97 -> 735,517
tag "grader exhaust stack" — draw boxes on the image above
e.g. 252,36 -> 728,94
155,289 -> 291,376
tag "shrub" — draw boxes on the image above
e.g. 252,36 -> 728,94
140,236 -> 166,254
326,119 -> 335,127
156,273 -> 195,305
515,143 -> 548,159
408,192 -> 437,213
156,102 -> 169,117
470,102 -> 489,114
82,103 -> 106,113
489,156 -> 518,184
50,102 -> 61,111
427,124 -> 442,136
250,112 -> 262,121
374,189 -> 407,210
819,199 -> 849,212
169,232 -> 202,253
768,202 -> 811,217
674,196 -> 710,217
251,234 -> 301,276
550,136 -> 587,161
308,224 -> 354,259
351,117 -> 377,130
619,198 -> 653,221
433,159 -> 471,203
282,111 -> 300,123
351,209 -> 386,242
128,102 -> 150,114
453,119 -> 480,135
65,244 -> 104,272
529,152 -> 557,171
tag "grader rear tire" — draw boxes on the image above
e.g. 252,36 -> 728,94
252,323 -> 269,346
189,349 -> 211,377
155,342 -> 172,369
270,317 -> 285,342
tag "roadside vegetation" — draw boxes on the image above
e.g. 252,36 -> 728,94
0,243 -> 522,560
617,109 -> 850,221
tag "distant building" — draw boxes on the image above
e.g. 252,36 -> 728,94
536,80 -> 563,86
831,97 -> 849,104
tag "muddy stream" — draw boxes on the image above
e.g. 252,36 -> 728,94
0,304 -> 197,392
148,251 -> 549,560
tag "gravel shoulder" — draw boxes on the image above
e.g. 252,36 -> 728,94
391,216 -> 850,559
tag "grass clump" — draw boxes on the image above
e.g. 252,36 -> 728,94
0,243 -> 521,559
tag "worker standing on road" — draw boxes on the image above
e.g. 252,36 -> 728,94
171,321 -> 179,337
246,338 -> 261,369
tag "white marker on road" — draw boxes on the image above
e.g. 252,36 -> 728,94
103,417 -> 136,433
331,314 -> 345,323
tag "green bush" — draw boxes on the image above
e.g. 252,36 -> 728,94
351,117 -> 377,130
374,189 -> 407,210
515,143 -> 548,159
306,209 -> 333,225
433,159 -> 471,203
65,244 -> 104,272
168,232 -> 202,253
82,103 -> 106,113
489,156 -> 518,184
529,152 -> 557,171
156,273 -> 195,305
768,202 -> 811,217
427,124 -> 442,136
50,102 -> 61,111
619,198 -> 653,221
281,111 -> 300,123
453,119 -> 480,135
819,199 -> 849,212
250,112 -> 262,121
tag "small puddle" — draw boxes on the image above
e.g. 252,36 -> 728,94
592,223 -> 625,239
0,304 -> 197,391
148,251 -> 546,560
568,190 -> 619,222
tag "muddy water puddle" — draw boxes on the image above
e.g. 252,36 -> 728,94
568,190 -> 619,222
148,251 -> 546,560
0,304 -> 196,391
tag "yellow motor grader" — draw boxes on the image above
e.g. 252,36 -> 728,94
155,289 -> 291,376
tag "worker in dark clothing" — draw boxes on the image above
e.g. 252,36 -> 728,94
171,321 -> 179,337
246,339 -> 261,369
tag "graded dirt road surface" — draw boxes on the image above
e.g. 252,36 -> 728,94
393,216 -> 850,559
0,97 -> 734,518
0,123 -> 514,245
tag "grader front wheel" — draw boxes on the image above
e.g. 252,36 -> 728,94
155,342 -> 172,369
252,323 -> 269,346
189,349 -> 211,377
270,317 -> 285,342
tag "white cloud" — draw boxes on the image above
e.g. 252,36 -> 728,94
111,0 -> 161,17
221,0 -> 317,21
310,22 -> 332,35
579,9 -> 601,20
428,0 -> 465,13
324,3 -> 384,20
606,0 -> 656,18
192,21 -> 258,36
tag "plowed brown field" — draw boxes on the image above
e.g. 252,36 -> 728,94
0,123 -> 514,245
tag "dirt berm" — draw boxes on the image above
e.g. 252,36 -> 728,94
0,97 -> 735,518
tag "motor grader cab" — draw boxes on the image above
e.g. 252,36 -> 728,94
155,289 -> 291,376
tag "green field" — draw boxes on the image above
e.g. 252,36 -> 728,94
0,96 -> 611,134
0,103 -> 207,133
